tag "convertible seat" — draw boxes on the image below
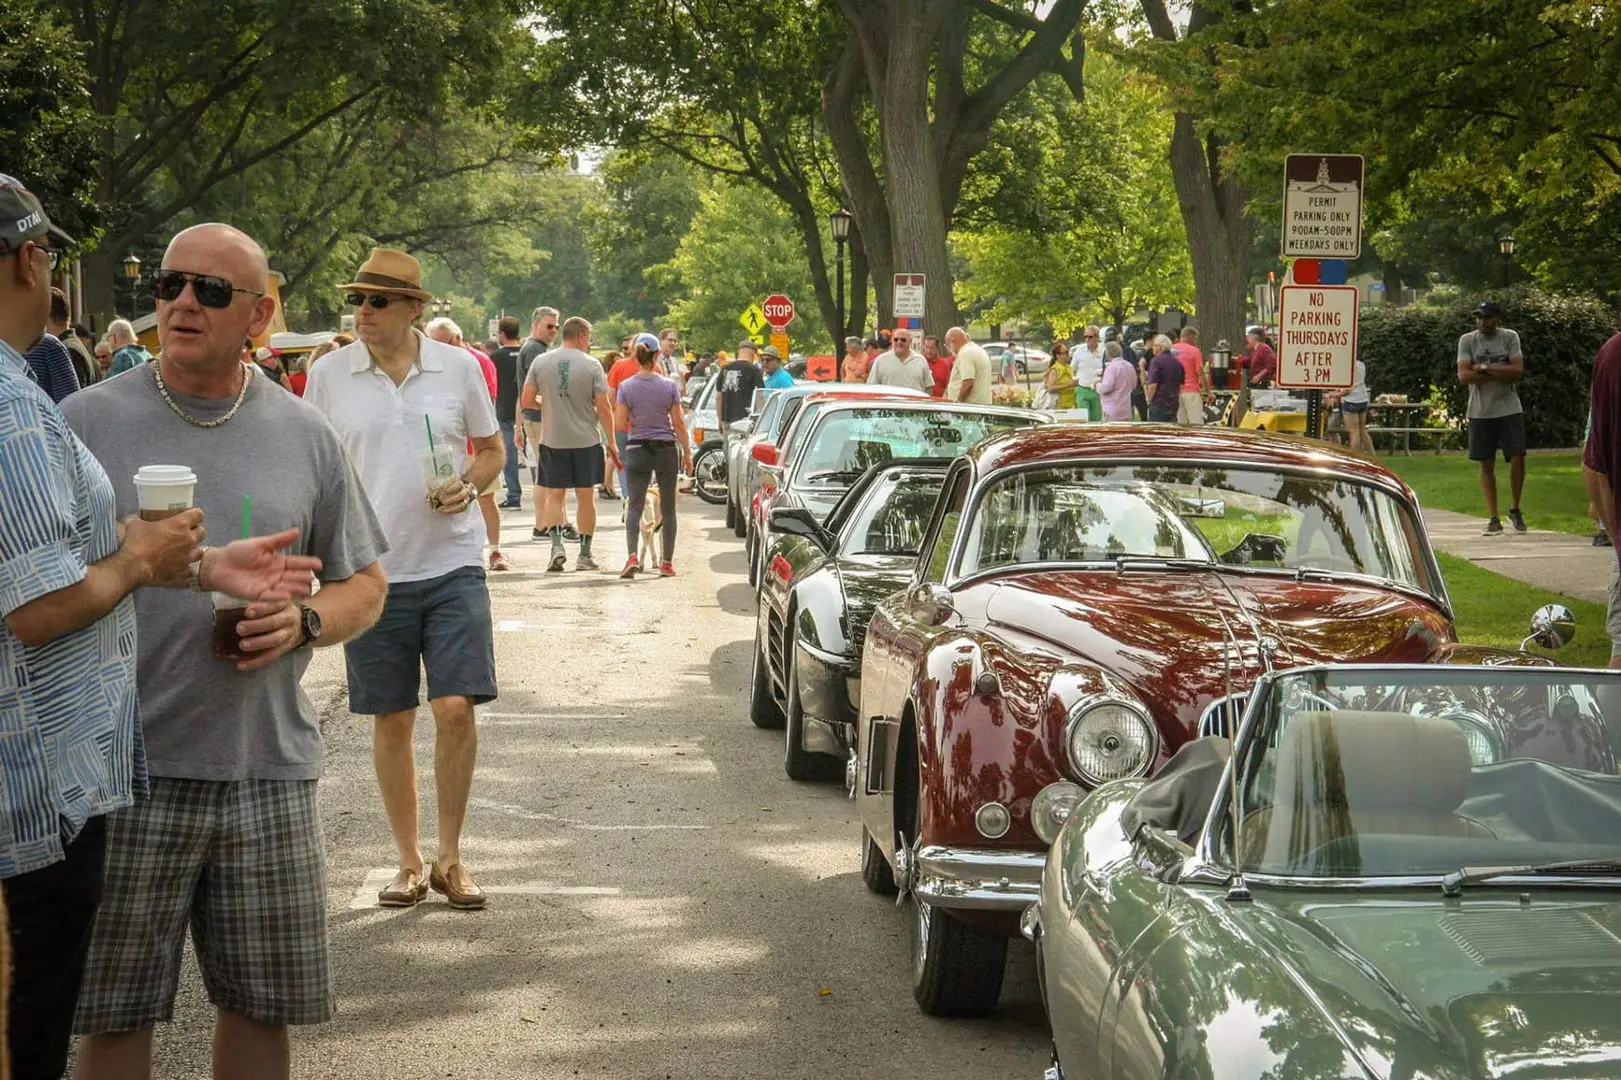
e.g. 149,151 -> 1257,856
1243,710 -> 1493,869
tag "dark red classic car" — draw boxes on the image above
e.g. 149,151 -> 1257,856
852,424 -> 1555,1018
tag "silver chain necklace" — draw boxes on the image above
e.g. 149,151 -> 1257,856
150,359 -> 253,428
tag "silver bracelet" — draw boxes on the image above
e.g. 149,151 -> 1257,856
188,551 -> 206,592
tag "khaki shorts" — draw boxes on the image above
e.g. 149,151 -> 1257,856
478,473 -> 500,498
1178,392 -> 1205,425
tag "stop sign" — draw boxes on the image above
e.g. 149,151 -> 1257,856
762,293 -> 795,328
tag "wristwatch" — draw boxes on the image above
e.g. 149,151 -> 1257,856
295,603 -> 323,649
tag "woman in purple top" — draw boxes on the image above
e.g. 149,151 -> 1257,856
1097,341 -> 1137,421
614,333 -> 692,577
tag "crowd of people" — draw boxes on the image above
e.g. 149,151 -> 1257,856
0,169 -> 723,1079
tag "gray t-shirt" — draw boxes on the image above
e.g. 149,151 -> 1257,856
1458,328 -> 1523,418
866,351 -> 934,393
525,346 -> 609,449
60,365 -> 389,781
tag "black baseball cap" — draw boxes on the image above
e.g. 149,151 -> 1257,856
1475,300 -> 1503,318
0,174 -> 75,256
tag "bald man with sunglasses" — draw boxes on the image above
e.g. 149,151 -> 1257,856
59,223 -> 389,1079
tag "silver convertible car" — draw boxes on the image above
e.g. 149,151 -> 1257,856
1025,646 -> 1621,1080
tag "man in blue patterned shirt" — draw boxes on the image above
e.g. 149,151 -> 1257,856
0,179 -> 323,1080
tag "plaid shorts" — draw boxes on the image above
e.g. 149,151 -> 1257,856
73,778 -> 332,1033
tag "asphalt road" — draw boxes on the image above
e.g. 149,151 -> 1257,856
145,497 -> 1050,1079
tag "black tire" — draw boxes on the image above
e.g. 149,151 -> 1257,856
749,620 -> 785,730
904,749 -> 1008,1017
692,444 -> 728,504
746,527 -> 759,587
783,633 -> 843,782
733,497 -> 749,538
725,497 -> 738,531
861,825 -> 897,895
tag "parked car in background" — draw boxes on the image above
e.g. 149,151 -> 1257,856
724,382 -> 914,537
741,389 -> 928,584
753,459 -> 952,780
853,423 -> 1565,1018
748,398 -> 1045,590
1029,656 -> 1615,1080
980,341 -> 1051,377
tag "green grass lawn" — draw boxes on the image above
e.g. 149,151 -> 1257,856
1438,552 -> 1611,667
1385,451 -> 1596,537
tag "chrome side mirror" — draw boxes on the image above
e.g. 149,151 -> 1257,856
1522,603 -> 1575,651
909,583 -> 955,627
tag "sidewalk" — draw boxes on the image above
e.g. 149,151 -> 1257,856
1422,508 -> 1613,606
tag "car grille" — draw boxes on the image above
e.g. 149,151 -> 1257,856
1198,693 -> 1249,739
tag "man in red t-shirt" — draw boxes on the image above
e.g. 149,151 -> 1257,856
923,334 -> 951,398
1172,327 -> 1208,425
1582,330 -> 1621,667
1244,327 -> 1276,388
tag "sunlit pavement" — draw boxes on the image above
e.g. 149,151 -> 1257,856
145,496 -> 1048,1078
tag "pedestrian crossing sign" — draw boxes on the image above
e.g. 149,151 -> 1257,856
739,303 -> 768,341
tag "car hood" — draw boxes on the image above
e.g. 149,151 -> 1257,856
1237,892 -> 1621,1079
980,570 -> 1452,734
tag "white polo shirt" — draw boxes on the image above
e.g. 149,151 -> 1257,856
304,331 -> 500,583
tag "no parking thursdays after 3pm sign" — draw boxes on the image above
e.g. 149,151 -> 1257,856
1277,284 -> 1357,390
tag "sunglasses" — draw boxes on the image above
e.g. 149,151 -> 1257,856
346,291 -> 406,310
154,269 -> 264,308
32,241 -> 60,271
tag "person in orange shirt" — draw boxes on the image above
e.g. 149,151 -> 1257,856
841,336 -> 868,382
606,347 -> 640,498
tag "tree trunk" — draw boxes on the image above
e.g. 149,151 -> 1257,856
80,244 -> 121,331
822,44 -> 894,325
1166,113 -> 1251,354
846,224 -> 871,343
875,0 -> 956,333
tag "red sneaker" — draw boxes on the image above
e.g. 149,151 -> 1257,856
658,561 -> 676,577
620,556 -> 641,579
488,550 -> 510,571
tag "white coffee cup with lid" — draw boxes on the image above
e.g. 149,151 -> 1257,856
133,464 -> 198,520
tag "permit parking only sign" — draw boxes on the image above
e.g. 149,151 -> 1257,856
1277,284 -> 1357,389
1282,154 -> 1363,259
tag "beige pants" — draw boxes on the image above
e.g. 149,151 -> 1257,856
1177,392 -> 1205,425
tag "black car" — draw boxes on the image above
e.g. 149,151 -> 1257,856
750,459 -> 952,782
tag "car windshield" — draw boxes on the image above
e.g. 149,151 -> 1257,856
693,374 -> 718,413
958,464 -> 1438,596
1225,666 -> 1621,882
756,393 -> 785,438
840,471 -> 947,556
793,408 -> 1036,485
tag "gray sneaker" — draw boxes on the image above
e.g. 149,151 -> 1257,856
575,552 -> 600,572
1483,516 -> 1504,535
1508,508 -> 1528,533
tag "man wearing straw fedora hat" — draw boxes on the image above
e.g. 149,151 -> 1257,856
305,247 -> 504,913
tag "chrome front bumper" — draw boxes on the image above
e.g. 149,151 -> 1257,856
915,845 -> 1046,912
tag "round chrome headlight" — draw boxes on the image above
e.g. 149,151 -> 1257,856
1067,699 -> 1157,786
1032,781 -> 1086,844
975,802 -> 1011,839
1442,712 -> 1500,766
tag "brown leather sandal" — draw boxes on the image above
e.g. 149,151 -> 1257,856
429,862 -> 487,910
378,867 -> 429,907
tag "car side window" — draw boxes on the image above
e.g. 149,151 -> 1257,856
918,468 -> 970,584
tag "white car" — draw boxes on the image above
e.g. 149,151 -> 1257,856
979,341 -> 1051,376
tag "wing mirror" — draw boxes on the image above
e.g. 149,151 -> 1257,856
1132,824 -> 1193,884
751,442 -> 779,466
908,583 -> 955,627
730,419 -> 754,439
769,507 -> 831,550
1522,603 -> 1575,651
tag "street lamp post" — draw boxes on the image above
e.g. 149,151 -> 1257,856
122,253 -> 142,317
830,208 -> 852,362
1497,234 -> 1516,289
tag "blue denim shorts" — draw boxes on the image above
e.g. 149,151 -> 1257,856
343,565 -> 497,714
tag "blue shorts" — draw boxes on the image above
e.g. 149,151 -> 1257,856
344,566 -> 497,714
539,444 -> 605,490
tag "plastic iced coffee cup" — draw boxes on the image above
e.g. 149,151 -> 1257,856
211,591 -> 252,662
133,465 -> 198,521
